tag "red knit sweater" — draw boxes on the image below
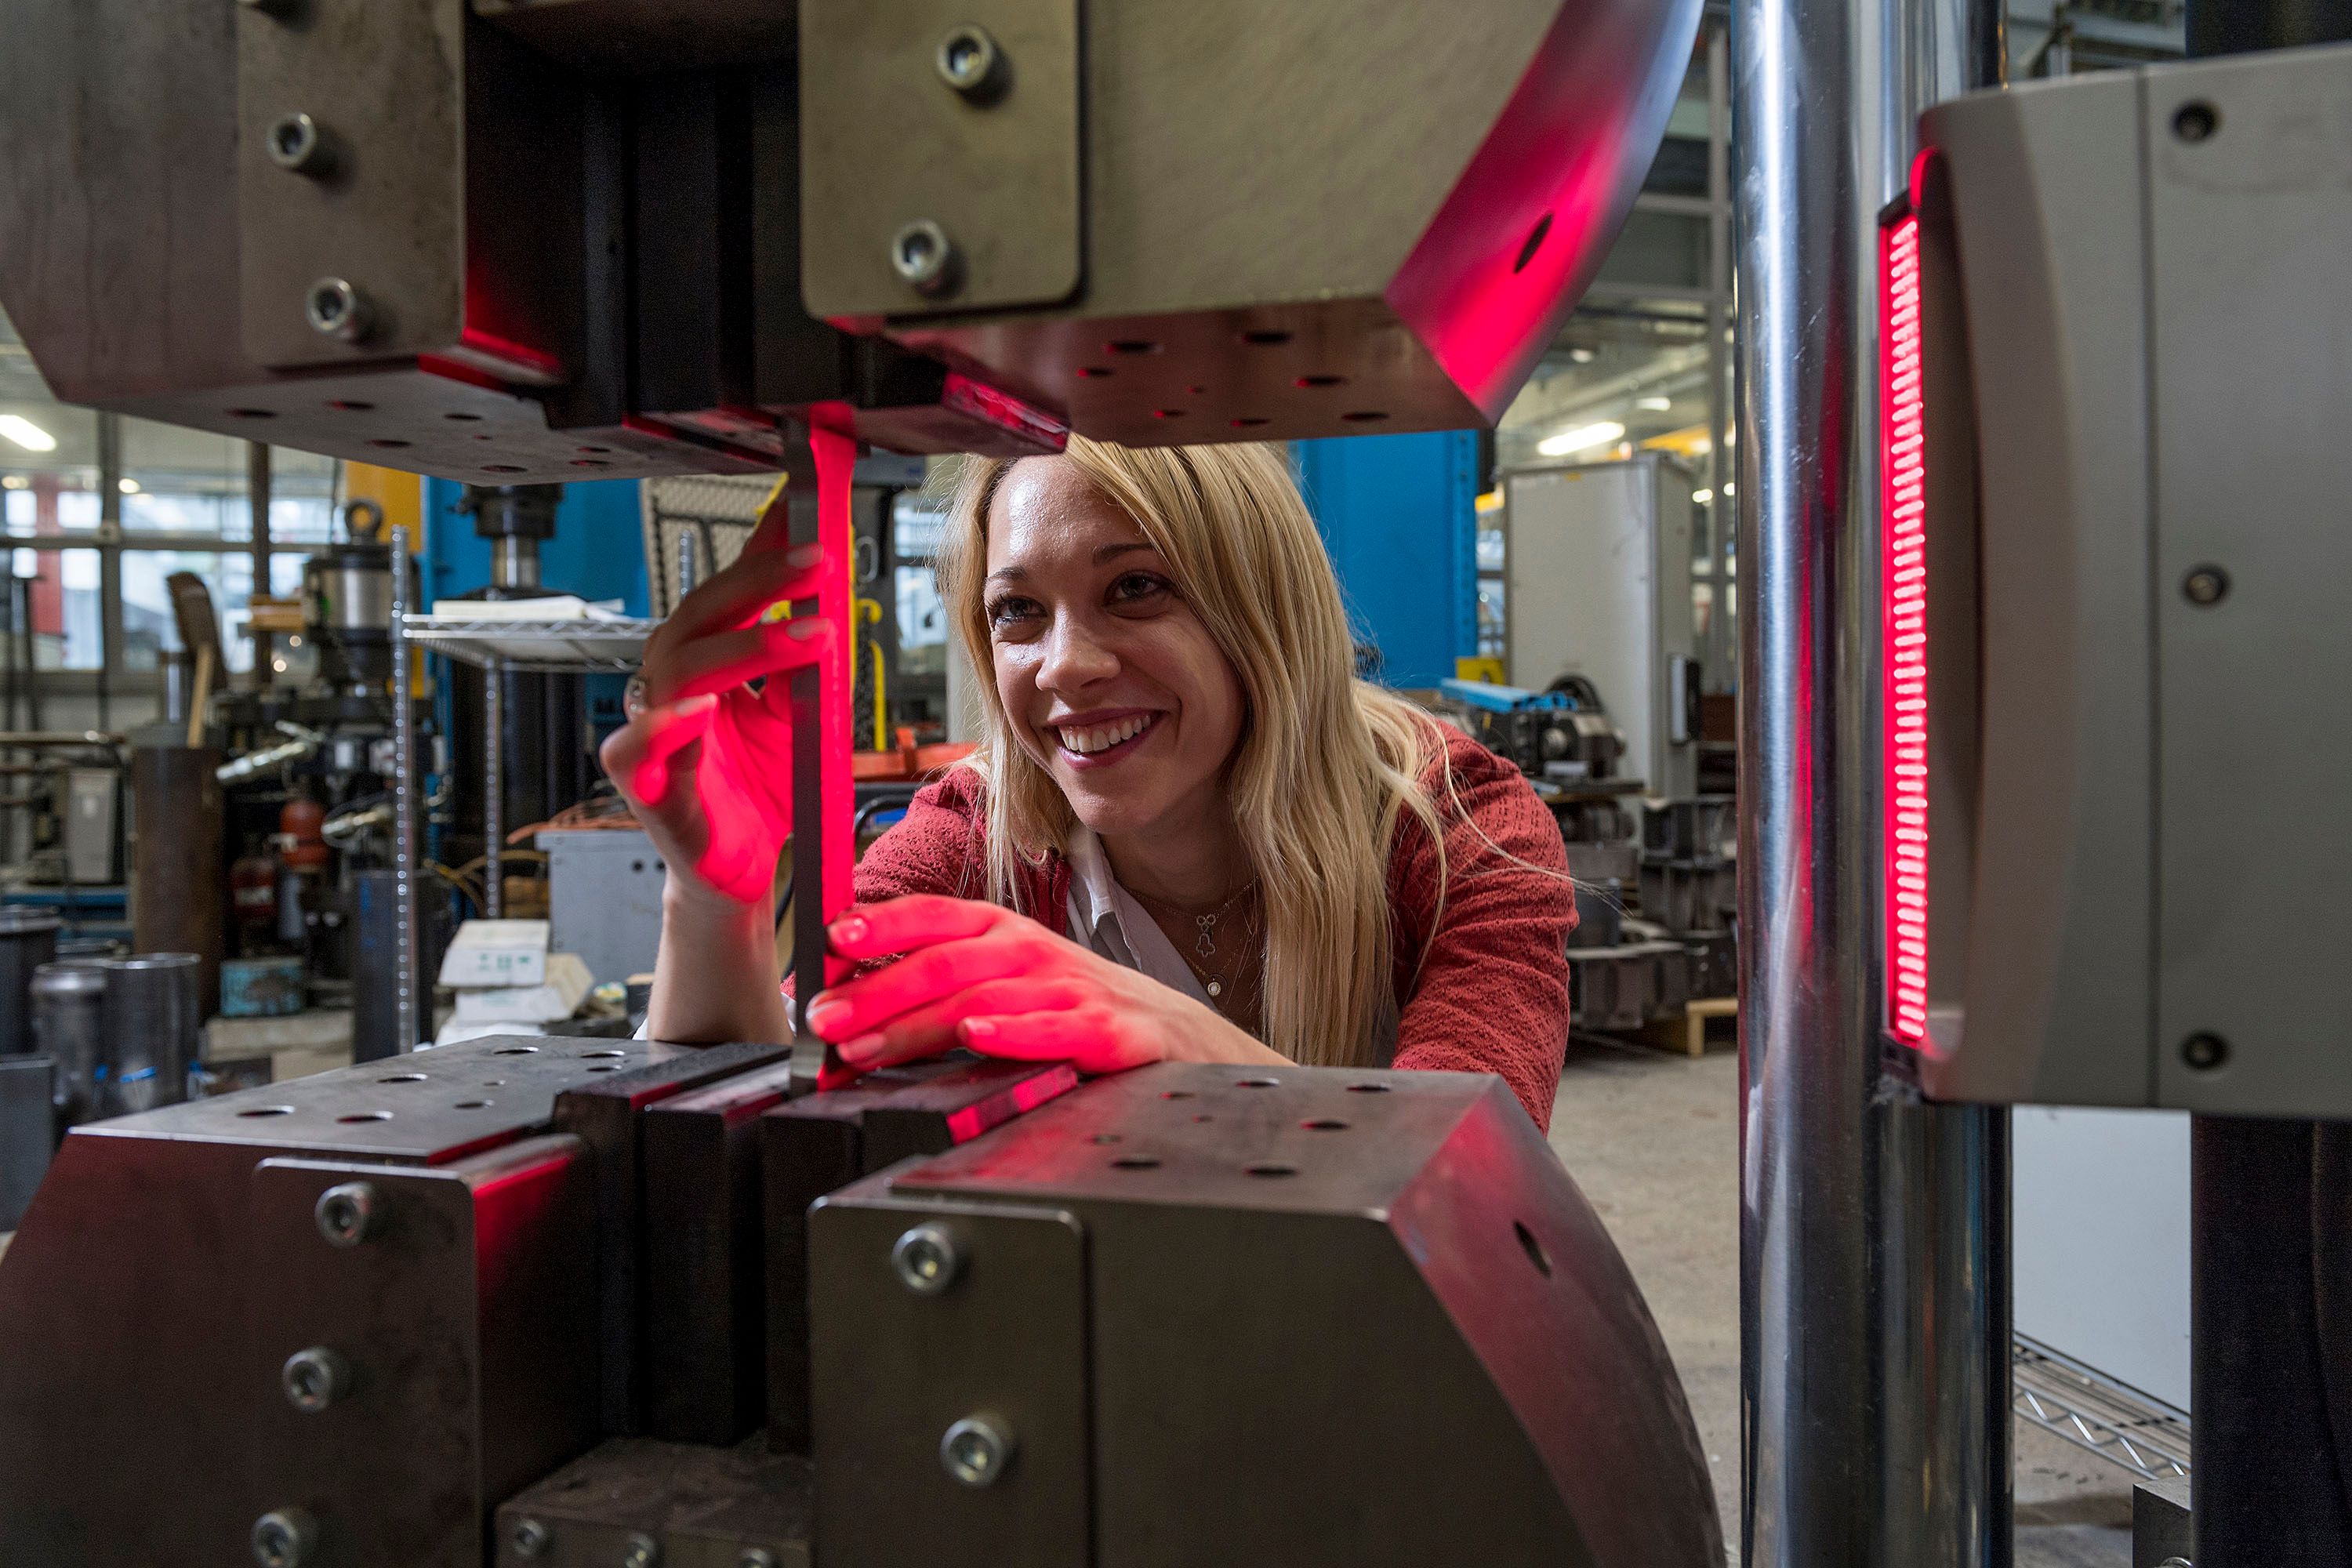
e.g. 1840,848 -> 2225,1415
848,726 -> 1575,1131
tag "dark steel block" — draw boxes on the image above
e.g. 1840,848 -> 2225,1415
811,1061 -> 1722,1568
760,1057 -> 1079,1453
493,1436 -> 812,1568
641,1060 -> 803,1446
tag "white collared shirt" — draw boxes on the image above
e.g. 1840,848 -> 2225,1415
1062,825 -> 1218,1007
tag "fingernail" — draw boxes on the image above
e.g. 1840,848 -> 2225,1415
789,619 -> 824,641
804,996 -> 848,1035
960,1018 -> 998,1044
840,1033 -> 887,1064
829,916 -> 869,949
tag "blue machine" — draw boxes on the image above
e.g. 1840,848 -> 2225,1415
1294,430 -> 1479,690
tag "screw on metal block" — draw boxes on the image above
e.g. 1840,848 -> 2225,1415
267,112 -> 332,176
281,1345 -> 353,1413
2172,100 -> 2219,143
314,1181 -> 379,1247
737,1552 -> 779,1568
891,1222 -> 961,1295
935,24 -> 1008,100
939,1414 -> 1015,1487
620,1532 -> 662,1568
510,1518 -> 552,1559
2183,1032 -> 2230,1072
887,220 -> 959,298
251,1508 -> 318,1568
2183,564 -> 2230,607
304,278 -> 374,344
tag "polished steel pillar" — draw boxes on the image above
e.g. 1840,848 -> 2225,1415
1734,0 -> 2010,1562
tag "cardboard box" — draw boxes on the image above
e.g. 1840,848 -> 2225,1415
438,919 -> 553,988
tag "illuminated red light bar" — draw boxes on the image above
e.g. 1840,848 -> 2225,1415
1880,205 -> 1930,1050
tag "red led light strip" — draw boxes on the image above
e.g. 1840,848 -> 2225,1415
1880,210 -> 1930,1050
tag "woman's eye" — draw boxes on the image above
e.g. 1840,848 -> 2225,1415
987,596 -> 1041,630
1108,572 -> 1172,608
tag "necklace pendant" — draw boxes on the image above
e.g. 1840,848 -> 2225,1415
1207,978 -> 1222,998
1195,927 -> 1216,959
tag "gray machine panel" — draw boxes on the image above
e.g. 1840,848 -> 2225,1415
2143,45 -> 2352,1116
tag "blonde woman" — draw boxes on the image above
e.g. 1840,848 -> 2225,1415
606,440 -> 1576,1129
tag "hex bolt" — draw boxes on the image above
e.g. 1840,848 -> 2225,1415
2183,1032 -> 2230,1072
935,24 -> 1008,100
314,1180 -> 380,1246
887,220 -> 959,298
939,1414 -> 1016,1487
251,1508 -> 318,1568
737,1552 -> 779,1568
304,278 -> 375,345
280,1345 -> 353,1413
2172,100 -> 2219,143
620,1532 -> 662,1568
2183,564 -> 2230,607
267,112 -> 332,176
891,1221 -> 961,1295
510,1518 -> 552,1559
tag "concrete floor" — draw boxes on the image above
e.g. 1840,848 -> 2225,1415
1545,1036 -> 2138,1566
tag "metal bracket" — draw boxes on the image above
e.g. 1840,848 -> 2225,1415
800,0 -> 1082,318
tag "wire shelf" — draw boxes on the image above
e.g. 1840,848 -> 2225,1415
2013,1334 -> 2191,1482
400,615 -> 659,674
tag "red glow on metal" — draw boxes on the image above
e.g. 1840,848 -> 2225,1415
942,1063 -> 1081,1142
941,372 -> 1071,451
1879,210 -> 1930,1050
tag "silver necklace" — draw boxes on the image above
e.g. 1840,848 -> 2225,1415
1134,880 -> 1258,996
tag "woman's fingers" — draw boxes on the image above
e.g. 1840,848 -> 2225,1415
959,1009 -> 1137,1073
654,539 -> 827,652
833,975 -> 1093,1071
828,895 -> 1012,961
656,616 -> 833,706
803,924 -> 1046,1042
605,693 -> 717,808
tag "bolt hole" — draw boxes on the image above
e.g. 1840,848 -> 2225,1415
1301,1117 -> 1348,1131
1341,411 -> 1389,423
328,399 -> 374,412
493,1046 -> 539,1055
1091,1132 -> 1122,1145
484,1079 -> 506,1087
227,408 -> 278,419
572,459 -> 609,470
1105,339 -> 1161,356
587,1065 -> 619,1073
582,1049 -> 626,1059
1152,408 -> 1188,420
336,1111 -> 391,1123
377,1073 -> 426,1083
1111,1155 -> 1161,1171
366,438 -> 411,449
1295,374 -> 1345,389
1230,417 -> 1269,428
238,1104 -> 296,1117
1240,328 -> 1293,347
1236,1076 -> 1279,1088
1515,210 -> 1555,274
1246,1163 -> 1298,1178
454,1099 -> 492,1109
1515,1220 -> 1553,1276
2173,100 -> 2220,143
576,445 -> 611,454
1076,366 -> 1114,379
1345,1081 -> 1392,1094
484,463 -> 525,474
1159,1090 -> 1194,1100
443,412 -> 482,423
2183,1032 -> 2230,1071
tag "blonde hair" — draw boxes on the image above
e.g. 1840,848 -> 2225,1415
935,438 -> 1454,1068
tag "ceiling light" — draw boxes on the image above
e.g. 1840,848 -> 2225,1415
1636,395 -> 1673,412
117,477 -> 140,495
1723,481 -> 1736,495
1537,420 -> 1625,459
1693,488 -> 1714,505
0,475 -> 26,491
0,416 -> 56,454
1569,347 -> 1596,364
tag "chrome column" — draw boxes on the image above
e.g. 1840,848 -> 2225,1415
1734,0 -> 2009,1563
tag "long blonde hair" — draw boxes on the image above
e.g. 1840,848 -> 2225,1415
936,438 -> 1450,1067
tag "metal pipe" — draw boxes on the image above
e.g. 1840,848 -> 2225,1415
390,524 -> 417,1054
95,415 -> 120,730
492,535 -> 539,591
1733,0 -> 2009,1563
484,654 -> 503,919
249,441 -> 273,679
1704,17 -> 1732,688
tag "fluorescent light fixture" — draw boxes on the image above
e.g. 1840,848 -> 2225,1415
0,416 -> 56,454
1569,347 -> 1596,364
1536,420 -> 1624,459
0,475 -> 27,491
1693,488 -> 1714,505
1635,395 -> 1673,412
117,477 -> 140,495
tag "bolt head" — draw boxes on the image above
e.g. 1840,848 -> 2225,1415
891,1222 -> 961,1295
737,1552 -> 779,1568
2172,101 -> 2219,143
281,1345 -> 352,1413
2183,1032 -> 2230,1072
304,278 -> 373,345
251,1508 -> 317,1568
887,221 -> 958,297
314,1181 -> 379,1246
2183,564 -> 2230,607
621,1531 -> 662,1568
510,1518 -> 552,1559
935,24 -> 1007,99
940,1414 -> 1014,1486
267,112 -> 329,175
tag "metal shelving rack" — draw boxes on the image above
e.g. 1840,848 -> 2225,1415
386,606 -> 662,1050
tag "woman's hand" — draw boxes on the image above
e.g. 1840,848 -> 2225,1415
599,515 -> 836,909
804,894 -> 1284,1075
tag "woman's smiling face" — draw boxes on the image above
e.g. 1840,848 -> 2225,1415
983,456 -> 1247,840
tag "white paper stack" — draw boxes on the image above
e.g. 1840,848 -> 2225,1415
435,921 -> 596,1042
451,952 -> 595,1024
